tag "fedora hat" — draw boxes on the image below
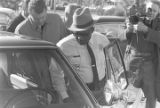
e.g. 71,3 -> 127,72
68,7 -> 94,32
64,4 -> 81,27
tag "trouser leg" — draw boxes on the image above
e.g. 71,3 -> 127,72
141,61 -> 156,108
93,90 -> 107,105
142,83 -> 156,108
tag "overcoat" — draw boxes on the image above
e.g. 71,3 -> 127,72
144,16 -> 160,101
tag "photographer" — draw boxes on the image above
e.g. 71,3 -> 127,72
127,0 -> 146,17
144,0 -> 160,103
124,0 -> 160,108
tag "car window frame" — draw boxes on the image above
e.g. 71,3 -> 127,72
94,19 -> 129,89
0,48 -> 97,108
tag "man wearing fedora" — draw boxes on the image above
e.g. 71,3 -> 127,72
57,7 -> 110,105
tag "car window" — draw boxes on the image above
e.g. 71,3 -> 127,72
105,39 -> 129,91
0,13 -> 11,31
94,21 -> 128,88
0,49 -> 93,108
0,13 -> 10,24
94,22 -> 127,57
94,23 -> 126,39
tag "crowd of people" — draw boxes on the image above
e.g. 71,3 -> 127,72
1,0 -> 160,107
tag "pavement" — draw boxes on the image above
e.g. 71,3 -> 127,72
102,98 -> 160,108
107,84 -> 160,108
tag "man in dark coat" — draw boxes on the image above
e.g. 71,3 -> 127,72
143,1 -> 160,103
124,1 -> 160,108
15,0 -> 67,44
7,0 -> 30,32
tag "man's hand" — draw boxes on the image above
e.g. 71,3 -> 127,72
63,97 -> 72,103
137,22 -> 148,32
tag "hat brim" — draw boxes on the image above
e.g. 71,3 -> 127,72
68,23 -> 94,32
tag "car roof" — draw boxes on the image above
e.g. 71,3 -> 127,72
94,16 -> 126,24
0,8 -> 15,16
93,16 -> 126,40
0,31 -> 57,49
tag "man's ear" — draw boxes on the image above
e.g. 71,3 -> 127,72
90,27 -> 94,33
75,35 -> 79,41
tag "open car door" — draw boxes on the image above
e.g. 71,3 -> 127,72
104,38 -> 129,105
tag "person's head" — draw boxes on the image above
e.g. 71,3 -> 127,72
68,7 -> 94,45
74,27 -> 94,45
28,0 -> 47,26
21,0 -> 31,17
134,0 -> 146,6
146,0 -> 160,19
64,4 -> 81,28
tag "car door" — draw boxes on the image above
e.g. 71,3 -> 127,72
94,17 -> 128,85
94,17 -> 130,105
0,49 -> 97,108
105,38 -> 129,89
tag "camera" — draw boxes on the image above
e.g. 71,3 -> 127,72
129,15 -> 140,25
129,15 -> 147,25
128,3 -> 147,25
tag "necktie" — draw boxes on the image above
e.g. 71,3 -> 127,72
36,24 -> 45,39
86,43 -> 99,90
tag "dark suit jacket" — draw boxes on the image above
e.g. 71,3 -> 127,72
7,13 -> 25,33
144,16 -> 160,101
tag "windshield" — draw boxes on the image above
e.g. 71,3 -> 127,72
0,49 -> 93,108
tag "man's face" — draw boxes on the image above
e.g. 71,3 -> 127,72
75,28 -> 93,45
30,9 -> 47,26
146,2 -> 159,19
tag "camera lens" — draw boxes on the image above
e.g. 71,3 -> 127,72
129,15 -> 139,25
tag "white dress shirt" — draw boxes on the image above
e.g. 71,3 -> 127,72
57,31 -> 110,83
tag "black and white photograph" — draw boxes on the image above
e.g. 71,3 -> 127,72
0,0 -> 160,108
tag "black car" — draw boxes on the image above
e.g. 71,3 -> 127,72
0,15 -> 149,108
0,31 -> 101,108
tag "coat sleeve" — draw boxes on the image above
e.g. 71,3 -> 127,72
55,14 -> 68,39
49,58 -> 69,99
146,28 -> 160,47
91,32 -> 110,48
14,22 -> 25,35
